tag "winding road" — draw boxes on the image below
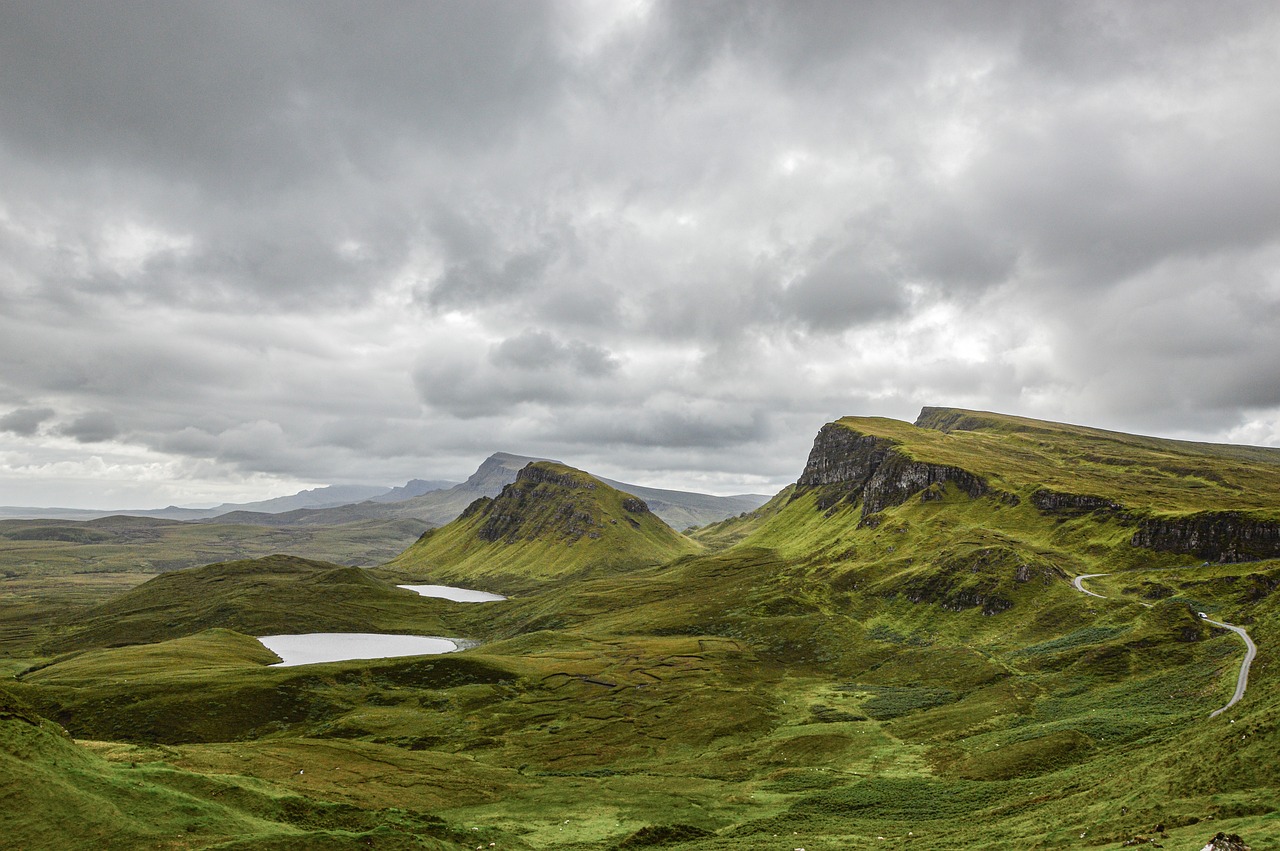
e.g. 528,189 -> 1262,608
1073,572 -> 1256,718
1072,573 -> 1110,599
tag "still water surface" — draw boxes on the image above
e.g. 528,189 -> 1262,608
397,583 -> 507,602
258,633 -> 459,667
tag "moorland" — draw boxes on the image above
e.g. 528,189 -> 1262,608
2,407 -> 1278,849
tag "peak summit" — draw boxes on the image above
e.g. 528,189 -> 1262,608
388,461 -> 696,587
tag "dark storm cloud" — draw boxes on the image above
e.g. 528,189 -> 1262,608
421,235 -> 558,313
0,0 -> 569,318
781,243 -> 910,332
2,1 -> 1280,507
413,330 -> 622,419
0,407 -> 55,436
490,330 -> 619,377
0,1 -> 565,181
59,411 -> 119,444
545,401 -> 771,450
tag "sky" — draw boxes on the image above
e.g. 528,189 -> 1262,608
2,1 -> 1280,509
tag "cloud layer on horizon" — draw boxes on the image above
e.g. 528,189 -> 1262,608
2,1 -> 1279,507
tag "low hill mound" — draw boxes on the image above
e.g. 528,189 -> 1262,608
384,462 -> 700,588
49,554 -> 444,651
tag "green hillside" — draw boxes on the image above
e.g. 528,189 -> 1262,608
3,408 -> 1280,849
854,407 -> 1280,515
0,684 -> 482,850
383,461 -> 700,590
44,554 -> 450,651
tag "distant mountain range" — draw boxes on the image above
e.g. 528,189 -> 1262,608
0,481 -> 456,522
0,453 -> 769,531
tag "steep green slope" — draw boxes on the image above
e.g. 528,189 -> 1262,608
384,462 -> 699,590
868,407 -> 1280,515
6,408 -> 1280,849
753,408 -> 1280,566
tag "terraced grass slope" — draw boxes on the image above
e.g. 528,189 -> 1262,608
384,461 -> 700,590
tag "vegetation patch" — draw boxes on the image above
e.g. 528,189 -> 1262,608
615,823 -> 715,848
950,729 -> 1096,780
790,776 -> 1018,821
838,684 -> 960,720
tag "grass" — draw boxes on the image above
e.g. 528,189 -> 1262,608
37,554 -> 459,652
383,462 -> 700,591
3,408 -> 1280,848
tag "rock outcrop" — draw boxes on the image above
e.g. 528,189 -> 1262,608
1201,832 -> 1251,851
1132,512 -> 1280,563
1031,489 -> 1126,516
515,463 -> 597,492
796,422 -> 988,519
387,461 -> 696,583
885,546 -> 1065,615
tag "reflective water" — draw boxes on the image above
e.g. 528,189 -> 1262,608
397,584 -> 507,602
257,632 -> 459,667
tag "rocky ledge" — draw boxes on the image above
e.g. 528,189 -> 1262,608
516,463 -> 596,490
1132,512 -> 1280,563
796,422 -> 988,519
1031,489 -> 1126,516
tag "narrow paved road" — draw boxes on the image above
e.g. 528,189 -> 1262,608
1072,572 -> 1110,598
1072,572 -> 1256,718
1200,616 -> 1258,718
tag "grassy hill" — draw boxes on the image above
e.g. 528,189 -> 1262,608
204,453 -> 769,531
4,408 -> 1280,849
42,554 -> 453,651
382,461 -> 700,590
0,683 -> 486,850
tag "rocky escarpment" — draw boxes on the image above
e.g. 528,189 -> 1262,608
1132,512 -> 1280,563
1031,489 -> 1126,517
796,422 -> 988,519
389,460 -> 694,583
516,463 -> 597,491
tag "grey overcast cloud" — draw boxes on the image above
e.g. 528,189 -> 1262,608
2,1 -> 1279,509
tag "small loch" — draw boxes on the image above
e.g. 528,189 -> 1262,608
258,633 -> 460,667
397,584 -> 507,602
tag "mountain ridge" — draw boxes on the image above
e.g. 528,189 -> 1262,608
188,452 -> 769,532
382,460 -> 700,589
6,405 -> 1280,849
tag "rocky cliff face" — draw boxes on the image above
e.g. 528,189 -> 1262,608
1031,489 -> 1126,516
515,463 -> 596,491
795,422 -> 988,519
1132,512 -> 1280,563
796,424 -> 898,490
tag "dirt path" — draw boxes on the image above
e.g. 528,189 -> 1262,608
1072,572 -> 1256,718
